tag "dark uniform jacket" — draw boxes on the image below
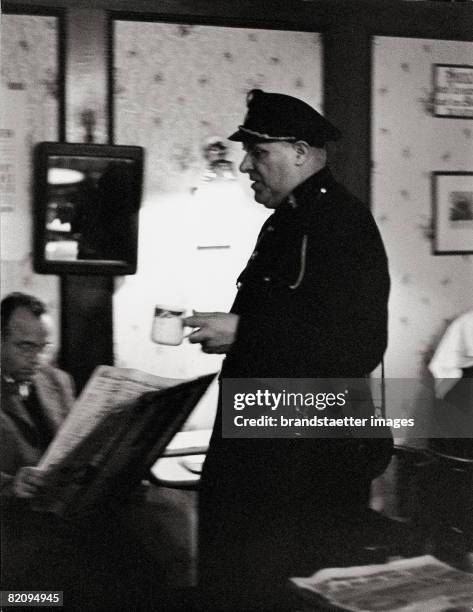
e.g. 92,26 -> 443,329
226,165 -> 389,378
198,167 -> 392,605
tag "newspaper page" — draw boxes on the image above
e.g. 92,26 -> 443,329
290,555 -> 473,612
38,365 -> 184,472
44,374 -> 215,518
33,372 -> 215,517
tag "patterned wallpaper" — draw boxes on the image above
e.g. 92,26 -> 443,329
1,15 -> 58,148
372,37 -> 473,383
113,22 -> 323,197
112,22 -> 324,422
1,15 -> 60,337
3,17 -> 470,436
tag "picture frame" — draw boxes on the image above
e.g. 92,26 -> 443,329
433,64 -> 473,119
432,171 -> 473,255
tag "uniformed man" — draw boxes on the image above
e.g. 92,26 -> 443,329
185,89 -> 392,610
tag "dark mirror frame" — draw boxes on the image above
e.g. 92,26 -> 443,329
33,141 -> 144,276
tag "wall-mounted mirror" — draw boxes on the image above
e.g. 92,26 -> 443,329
33,142 -> 144,275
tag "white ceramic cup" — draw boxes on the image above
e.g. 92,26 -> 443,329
151,305 -> 187,346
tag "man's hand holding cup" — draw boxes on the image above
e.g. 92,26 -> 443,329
184,312 -> 239,354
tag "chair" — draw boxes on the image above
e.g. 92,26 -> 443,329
394,443 -> 473,570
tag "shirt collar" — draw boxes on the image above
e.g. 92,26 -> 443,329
2,374 -> 32,398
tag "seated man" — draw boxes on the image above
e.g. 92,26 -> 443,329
1,292 -> 74,499
1,293 -> 84,597
1,293 -> 161,610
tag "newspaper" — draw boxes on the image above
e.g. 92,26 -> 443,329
38,365 -> 184,471
290,555 -> 473,612
34,366 -> 215,518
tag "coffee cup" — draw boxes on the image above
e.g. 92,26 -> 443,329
151,305 -> 187,346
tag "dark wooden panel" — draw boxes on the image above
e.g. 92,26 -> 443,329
59,8 -> 113,392
4,0 -> 473,41
324,23 -> 372,203
60,275 -> 114,392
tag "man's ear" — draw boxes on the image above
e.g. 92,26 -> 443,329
293,140 -> 310,164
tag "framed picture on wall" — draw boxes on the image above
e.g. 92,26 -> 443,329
433,64 -> 473,119
432,171 -> 473,255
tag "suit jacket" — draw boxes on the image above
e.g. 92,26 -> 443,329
1,365 -> 74,490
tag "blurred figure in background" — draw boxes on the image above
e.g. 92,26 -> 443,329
78,162 -> 136,263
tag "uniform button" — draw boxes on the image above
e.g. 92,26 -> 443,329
237,281 -> 243,289
320,187 -> 327,194
250,251 -> 258,260
266,225 -> 274,232
263,276 -> 271,282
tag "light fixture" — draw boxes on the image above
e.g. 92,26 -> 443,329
201,136 -> 236,182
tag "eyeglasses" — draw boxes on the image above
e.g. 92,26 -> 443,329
14,341 -> 54,356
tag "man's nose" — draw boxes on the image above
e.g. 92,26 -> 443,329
29,348 -> 45,368
239,152 -> 253,174
30,353 -> 41,368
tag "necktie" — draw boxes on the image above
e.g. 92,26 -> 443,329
22,386 -> 55,451
3,380 -> 55,453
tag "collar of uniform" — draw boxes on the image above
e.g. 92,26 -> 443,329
293,166 -> 336,206
280,166 -> 335,212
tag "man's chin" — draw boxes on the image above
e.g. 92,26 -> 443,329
256,198 -> 279,210
253,191 -> 276,209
